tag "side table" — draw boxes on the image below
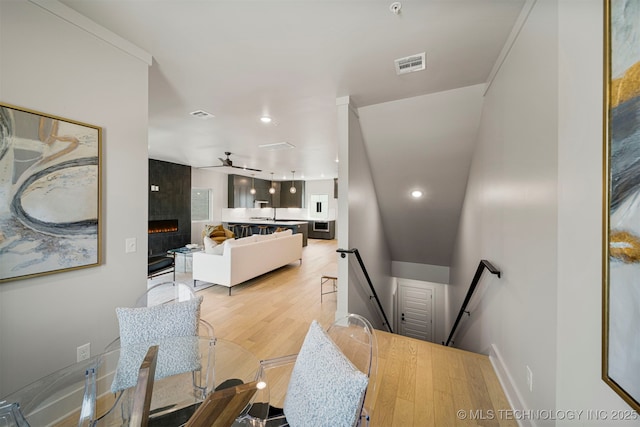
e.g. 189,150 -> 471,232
167,246 -> 202,273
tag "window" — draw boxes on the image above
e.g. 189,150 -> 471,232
191,188 -> 211,221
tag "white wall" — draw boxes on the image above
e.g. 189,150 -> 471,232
0,1 -> 150,396
191,168 -> 228,244
556,1 -> 640,425
391,260 -> 449,284
449,0 -> 559,421
337,97 -> 393,330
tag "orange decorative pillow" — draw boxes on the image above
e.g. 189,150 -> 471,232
202,224 -> 235,243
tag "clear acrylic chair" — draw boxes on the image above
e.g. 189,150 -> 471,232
260,313 -> 377,427
105,281 -> 215,352
84,282 -> 216,426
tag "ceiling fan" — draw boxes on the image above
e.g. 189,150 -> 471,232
202,152 -> 262,172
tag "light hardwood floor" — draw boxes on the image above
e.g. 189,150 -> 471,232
191,239 -> 516,427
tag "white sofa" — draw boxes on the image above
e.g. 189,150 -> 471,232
192,230 -> 303,294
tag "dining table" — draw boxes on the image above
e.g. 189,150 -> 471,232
0,337 -> 268,427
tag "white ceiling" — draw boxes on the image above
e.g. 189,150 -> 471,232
60,0 -> 526,267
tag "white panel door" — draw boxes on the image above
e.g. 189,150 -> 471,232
398,282 -> 433,342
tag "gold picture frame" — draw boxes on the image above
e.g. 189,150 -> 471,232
0,102 -> 102,282
603,0 -> 640,412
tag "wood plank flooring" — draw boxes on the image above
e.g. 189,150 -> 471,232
193,238 -> 517,427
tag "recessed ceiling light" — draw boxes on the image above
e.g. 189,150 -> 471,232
260,116 -> 272,123
411,190 -> 423,198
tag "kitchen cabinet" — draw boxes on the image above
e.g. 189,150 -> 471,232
278,180 -> 305,208
308,220 -> 335,240
228,175 -> 304,208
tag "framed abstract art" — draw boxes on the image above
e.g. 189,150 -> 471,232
603,0 -> 640,412
0,103 -> 101,282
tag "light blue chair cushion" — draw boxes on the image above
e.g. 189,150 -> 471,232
283,320 -> 369,427
110,296 -> 203,392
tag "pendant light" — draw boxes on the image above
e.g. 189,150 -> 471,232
250,174 -> 256,195
289,171 -> 297,194
269,172 -> 276,194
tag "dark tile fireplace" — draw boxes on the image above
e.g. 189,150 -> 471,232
148,160 -> 191,256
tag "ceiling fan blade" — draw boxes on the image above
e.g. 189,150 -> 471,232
231,165 -> 262,172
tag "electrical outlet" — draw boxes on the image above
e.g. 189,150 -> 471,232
526,365 -> 533,392
77,343 -> 91,362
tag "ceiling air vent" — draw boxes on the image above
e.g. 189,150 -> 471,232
190,110 -> 215,119
394,52 -> 426,75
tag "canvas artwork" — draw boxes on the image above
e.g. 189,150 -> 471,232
0,103 -> 101,282
604,0 -> 640,412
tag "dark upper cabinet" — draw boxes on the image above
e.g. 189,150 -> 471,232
228,175 -> 252,208
278,180 -> 305,208
228,174 -> 304,208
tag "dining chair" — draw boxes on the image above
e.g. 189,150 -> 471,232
259,313 -> 377,427
84,282 -> 216,426
106,281 -> 215,349
185,380 -> 263,427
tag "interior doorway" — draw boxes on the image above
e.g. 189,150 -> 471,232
397,280 -> 434,342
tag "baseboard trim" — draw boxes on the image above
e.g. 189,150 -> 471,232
489,343 -> 534,427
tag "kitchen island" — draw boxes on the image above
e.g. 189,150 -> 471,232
223,219 -> 308,246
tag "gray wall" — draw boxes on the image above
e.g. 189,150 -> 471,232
0,1 -> 150,396
450,0 -> 559,418
337,97 -> 394,330
450,0 -> 640,425
556,0 -> 639,424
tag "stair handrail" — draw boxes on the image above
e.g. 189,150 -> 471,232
445,259 -> 501,346
337,248 -> 394,333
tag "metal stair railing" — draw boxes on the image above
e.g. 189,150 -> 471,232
337,248 -> 393,333
445,259 -> 501,346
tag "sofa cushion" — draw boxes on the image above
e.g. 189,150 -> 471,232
274,229 -> 293,237
255,233 -> 277,241
226,236 -> 257,248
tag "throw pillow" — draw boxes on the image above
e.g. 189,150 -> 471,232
202,224 -> 221,238
111,297 -> 203,392
203,236 -> 218,253
203,224 -> 235,243
283,321 -> 369,427
274,227 -> 288,233
274,229 -> 293,237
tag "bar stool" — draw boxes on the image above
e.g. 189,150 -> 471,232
320,274 -> 337,302
228,223 -> 241,238
240,224 -> 252,238
257,225 -> 272,235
